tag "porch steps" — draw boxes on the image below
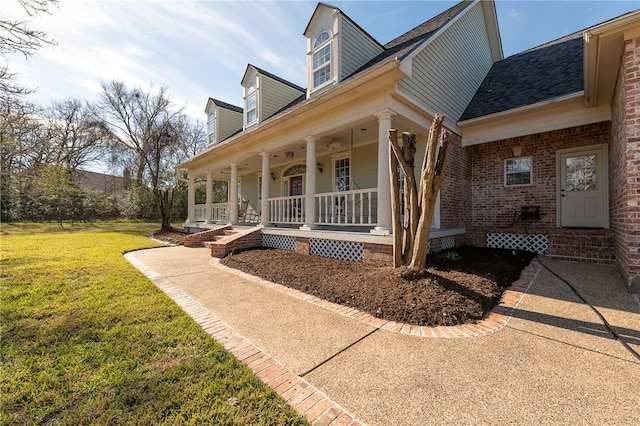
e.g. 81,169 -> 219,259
203,226 -> 263,258
183,225 -> 233,248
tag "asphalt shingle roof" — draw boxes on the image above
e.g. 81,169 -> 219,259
209,98 -> 243,113
459,34 -> 584,121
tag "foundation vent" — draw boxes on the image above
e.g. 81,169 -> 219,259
310,238 -> 364,262
487,232 -> 548,254
262,234 -> 295,251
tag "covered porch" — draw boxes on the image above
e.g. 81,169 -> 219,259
182,107 -> 414,234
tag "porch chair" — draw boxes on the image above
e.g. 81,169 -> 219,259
237,199 -> 250,223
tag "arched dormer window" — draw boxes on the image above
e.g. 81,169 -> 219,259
312,30 -> 331,88
246,84 -> 257,125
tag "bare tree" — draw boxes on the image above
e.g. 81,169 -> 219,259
388,113 -> 451,270
1,0 -> 58,98
46,99 -> 107,171
95,80 -> 204,229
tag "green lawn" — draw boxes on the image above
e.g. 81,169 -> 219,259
0,221 -> 307,425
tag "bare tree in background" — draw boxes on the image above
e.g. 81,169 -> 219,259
95,80 -> 205,229
0,0 -> 58,98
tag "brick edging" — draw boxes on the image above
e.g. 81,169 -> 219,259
212,258 -> 543,338
124,251 -> 365,426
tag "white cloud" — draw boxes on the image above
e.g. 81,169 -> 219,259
507,8 -> 523,22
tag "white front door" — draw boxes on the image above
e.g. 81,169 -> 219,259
558,145 -> 607,228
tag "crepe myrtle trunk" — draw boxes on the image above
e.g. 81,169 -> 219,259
388,112 -> 450,270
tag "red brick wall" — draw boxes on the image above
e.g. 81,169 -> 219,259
184,225 -> 232,247
440,130 -> 472,228
610,36 -> 640,292
469,122 -> 610,228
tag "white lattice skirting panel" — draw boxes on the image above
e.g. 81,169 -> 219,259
262,234 -> 295,251
441,235 -> 455,251
309,238 -> 364,262
487,233 -> 548,254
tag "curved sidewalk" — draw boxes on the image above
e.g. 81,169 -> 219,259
127,246 -> 640,426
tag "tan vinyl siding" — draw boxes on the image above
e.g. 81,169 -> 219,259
316,154 -> 334,194
260,76 -> 304,121
397,2 -> 493,123
240,174 -> 259,208
339,18 -> 384,81
351,143 -> 377,189
217,107 -> 243,143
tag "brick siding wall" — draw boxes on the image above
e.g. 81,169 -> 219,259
208,228 -> 263,258
468,122 -> 610,228
440,130 -> 472,228
610,36 -> 640,292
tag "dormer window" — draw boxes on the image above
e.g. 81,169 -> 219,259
246,85 -> 257,125
207,110 -> 216,145
312,31 -> 332,88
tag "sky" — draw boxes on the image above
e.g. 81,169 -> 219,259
5,0 -> 640,122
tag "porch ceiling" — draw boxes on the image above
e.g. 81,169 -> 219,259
202,114 -> 424,179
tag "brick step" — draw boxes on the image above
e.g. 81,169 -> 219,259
203,226 -> 262,258
183,225 -> 232,247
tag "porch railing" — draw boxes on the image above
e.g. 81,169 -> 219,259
268,195 -> 305,224
193,203 -> 229,222
315,188 -> 377,225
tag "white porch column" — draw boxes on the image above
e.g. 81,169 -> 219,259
373,109 -> 395,234
205,172 -> 213,223
260,152 -> 271,226
187,177 -> 195,223
301,136 -> 318,230
229,163 -> 239,224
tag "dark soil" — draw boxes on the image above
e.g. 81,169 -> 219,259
152,227 -> 189,245
152,229 -> 534,327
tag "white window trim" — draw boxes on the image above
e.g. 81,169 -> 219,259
281,163 -> 306,196
504,156 -> 533,188
207,108 -> 216,145
245,84 -> 257,127
311,30 -> 333,90
332,153 -> 351,192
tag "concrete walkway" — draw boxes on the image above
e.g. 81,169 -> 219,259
127,246 -> 640,426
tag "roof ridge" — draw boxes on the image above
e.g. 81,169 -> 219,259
247,64 -> 306,93
209,97 -> 243,113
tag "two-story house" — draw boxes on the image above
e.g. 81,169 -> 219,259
179,0 -> 640,293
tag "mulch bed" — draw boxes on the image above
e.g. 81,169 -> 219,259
151,228 -> 534,326
219,246 -> 534,327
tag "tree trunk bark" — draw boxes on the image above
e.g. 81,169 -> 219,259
409,113 -> 449,270
388,129 -> 403,267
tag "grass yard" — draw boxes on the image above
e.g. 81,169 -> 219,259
0,221 -> 307,425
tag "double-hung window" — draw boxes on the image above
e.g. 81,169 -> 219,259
207,110 -> 216,145
246,85 -> 257,125
334,156 -> 350,192
312,31 -> 331,88
505,156 -> 532,187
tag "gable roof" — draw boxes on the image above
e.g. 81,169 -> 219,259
303,2 -> 385,50
459,33 -> 584,122
207,97 -> 243,114
345,0 -> 474,80
241,64 -> 306,93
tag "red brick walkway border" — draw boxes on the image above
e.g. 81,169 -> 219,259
213,257 -> 543,338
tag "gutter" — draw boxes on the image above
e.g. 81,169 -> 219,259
458,92 -> 584,127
